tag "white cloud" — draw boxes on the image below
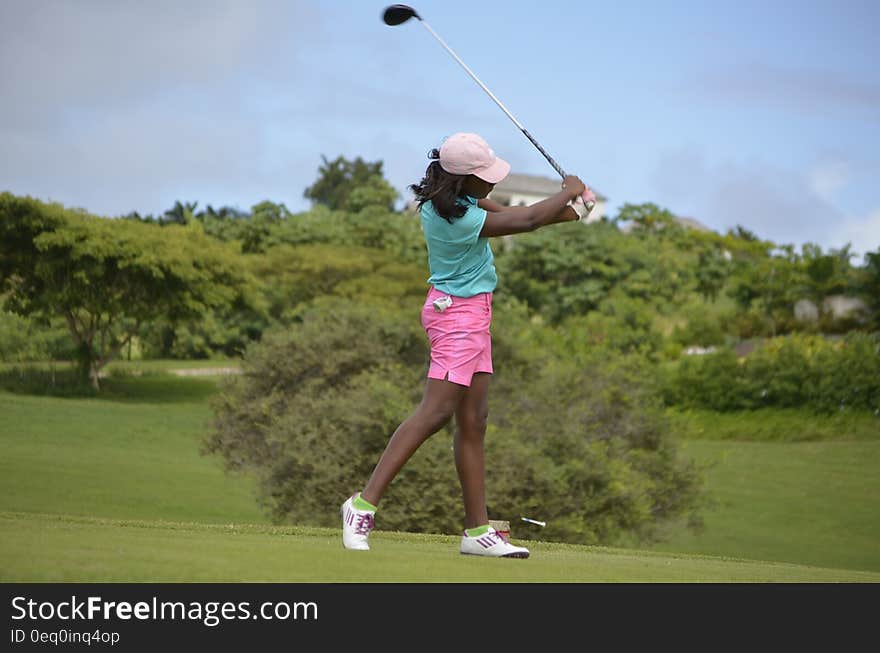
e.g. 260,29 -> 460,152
0,2 -> 315,125
0,1 -> 323,216
831,209 -> 880,259
651,148 -> 848,249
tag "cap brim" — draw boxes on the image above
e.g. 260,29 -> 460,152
473,156 -> 510,184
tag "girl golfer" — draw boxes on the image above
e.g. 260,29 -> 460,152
342,132 -> 593,557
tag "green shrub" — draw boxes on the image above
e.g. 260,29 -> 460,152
665,333 -> 880,413
0,311 -> 75,363
203,297 -> 706,546
670,307 -> 729,348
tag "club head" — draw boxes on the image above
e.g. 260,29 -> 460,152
382,4 -> 420,26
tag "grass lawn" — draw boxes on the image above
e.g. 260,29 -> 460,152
645,438 -> 880,572
2,377 -> 878,581
0,358 -> 241,373
650,408 -> 880,571
3,512 -> 877,583
0,383 -> 264,525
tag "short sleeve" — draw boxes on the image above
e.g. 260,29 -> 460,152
465,203 -> 488,244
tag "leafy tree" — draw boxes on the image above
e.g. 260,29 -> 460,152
345,175 -> 399,213
303,155 -> 396,211
0,307 -> 74,363
240,201 -> 292,253
194,204 -> 250,242
614,202 -> 682,234
496,220 -> 624,322
670,305 -> 729,348
730,224 -> 760,242
800,243 -> 855,316
728,245 -> 804,337
496,210 -> 695,323
163,200 -> 198,225
694,248 -> 731,303
247,243 -> 425,324
0,194 -> 254,387
857,248 -> 880,329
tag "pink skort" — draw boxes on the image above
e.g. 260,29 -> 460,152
420,286 -> 493,387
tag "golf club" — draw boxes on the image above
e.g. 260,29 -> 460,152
521,517 -> 547,527
382,4 -> 595,215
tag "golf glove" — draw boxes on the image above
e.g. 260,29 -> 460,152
568,189 -> 596,220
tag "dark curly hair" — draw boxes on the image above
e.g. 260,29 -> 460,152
408,148 -> 468,223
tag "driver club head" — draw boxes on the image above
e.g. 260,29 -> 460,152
382,4 -> 420,26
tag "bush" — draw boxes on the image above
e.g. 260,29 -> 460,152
487,349 -> 705,545
664,333 -> 880,413
0,311 -> 75,363
670,307 -> 730,348
203,296 -> 706,546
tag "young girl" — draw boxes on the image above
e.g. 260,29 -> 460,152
342,132 -> 593,558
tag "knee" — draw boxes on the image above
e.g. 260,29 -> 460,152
458,407 -> 489,438
419,402 -> 458,434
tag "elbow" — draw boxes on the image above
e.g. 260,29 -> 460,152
522,212 -> 541,232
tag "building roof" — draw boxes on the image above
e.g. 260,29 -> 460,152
493,173 -> 607,201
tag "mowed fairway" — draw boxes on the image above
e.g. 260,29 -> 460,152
1,376 -> 879,582
646,438 -> 880,573
3,512 -> 878,582
0,381 -> 266,524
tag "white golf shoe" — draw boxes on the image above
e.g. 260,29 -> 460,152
341,494 -> 375,551
460,527 -> 530,558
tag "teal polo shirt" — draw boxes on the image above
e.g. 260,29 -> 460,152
420,195 -> 498,297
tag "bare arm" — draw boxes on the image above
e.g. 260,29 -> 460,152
477,197 -> 508,213
478,176 -> 585,238
479,197 -> 577,228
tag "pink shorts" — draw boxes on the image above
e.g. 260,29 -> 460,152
420,286 -> 493,387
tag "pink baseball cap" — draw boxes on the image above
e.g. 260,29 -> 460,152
439,132 -> 511,184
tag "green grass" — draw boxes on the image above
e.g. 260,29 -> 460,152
3,512 -> 877,582
0,358 -> 240,373
0,359 -> 240,399
644,438 -> 880,572
1,376 -> 879,581
105,358 -> 241,372
0,385 -> 264,524
667,407 -> 880,442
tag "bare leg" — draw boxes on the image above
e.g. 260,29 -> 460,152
361,377 -> 465,506
453,372 -> 491,529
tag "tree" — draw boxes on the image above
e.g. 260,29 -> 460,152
857,247 -> 880,329
728,245 -> 804,337
694,248 -> 731,303
345,175 -> 399,213
495,220 -> 624,322
194,204 -> 250,242
240,200 -> 292,253
614,202 -> 681,233
0,194 -> 255,388
303,155 -> 397,211
162,200 -> 198,225
801,243 -> 854,315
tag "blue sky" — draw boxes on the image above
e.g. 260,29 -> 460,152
2,0 -> 878,259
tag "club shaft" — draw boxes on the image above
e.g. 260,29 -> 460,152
417,19 -> 567,179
